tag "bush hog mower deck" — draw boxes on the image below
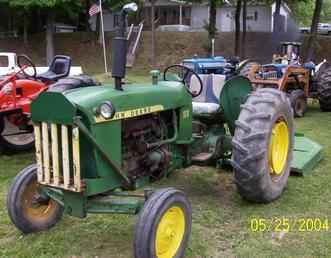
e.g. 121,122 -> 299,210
242,42 -> 331,117
7,4 -> 322,258
0,55 -> 95,151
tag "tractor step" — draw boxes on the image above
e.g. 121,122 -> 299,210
291,133 -> 323,175
192,152 -> 213,162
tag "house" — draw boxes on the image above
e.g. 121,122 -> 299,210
216,2 -> 292,32
89,1 -> 293,33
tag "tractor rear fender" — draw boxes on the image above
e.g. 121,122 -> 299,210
219,76 -> 253,135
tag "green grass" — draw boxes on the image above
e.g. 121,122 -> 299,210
0,100 -> 330,258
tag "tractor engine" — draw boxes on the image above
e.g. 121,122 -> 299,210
122,114 -> 171,181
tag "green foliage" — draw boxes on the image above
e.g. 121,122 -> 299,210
289,0 -> 331,25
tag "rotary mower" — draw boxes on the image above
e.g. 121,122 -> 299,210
241,42 -> 331,117
0,55 -> 95,151
6,4 -> 322,258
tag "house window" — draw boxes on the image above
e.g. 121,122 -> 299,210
246,11 -> 258,21
114,14 -> 120,27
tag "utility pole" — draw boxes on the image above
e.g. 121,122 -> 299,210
150,0 -> 156,67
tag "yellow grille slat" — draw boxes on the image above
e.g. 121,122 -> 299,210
51,124 -> 60,185
42,122 -> 50,184
61,125 -> 70,189
34,123 -> 43,182
72,127 -> 81,192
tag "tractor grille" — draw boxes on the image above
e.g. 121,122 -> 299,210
259,71 -> 278,80
34,122 -> 83,192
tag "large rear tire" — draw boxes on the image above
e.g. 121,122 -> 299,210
231,88 -> 294,203
316,62 -> 331,111
7,164 -> 63,233
134,188 -> 192,258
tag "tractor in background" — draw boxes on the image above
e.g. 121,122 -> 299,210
178,54 -> 248,104
241,42 -> 331,117
6,4 -> 322,258
0,54 -> 96,151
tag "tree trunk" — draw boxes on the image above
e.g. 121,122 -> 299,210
209,0 -> 217,39
23,12 -> 28,45
46,10 -> 55,65
85,0 -> 91,32
151,0 -> 156,67
234,0 -> 242,56
208,0 -> 217,54
273,0 -> 282,33
8,9 -> 12,31
306,0 -> 323,61
95,13 -> 100,42
272,0 -> 282,53
241,0 -> 247,58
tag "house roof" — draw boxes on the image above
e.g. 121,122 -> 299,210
143,0 -> 291,13
223,0 -> 291,13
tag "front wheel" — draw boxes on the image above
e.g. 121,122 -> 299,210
289,89 -> 307,117
7,164 -> 63,234
134,188 -> 192,258
231,88 -> 294,203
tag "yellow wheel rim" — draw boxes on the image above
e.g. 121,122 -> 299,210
22,181 -> 57,223
155,206 -> 185,258
268,120 -> 289,176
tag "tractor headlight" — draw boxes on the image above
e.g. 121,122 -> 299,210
98,101 -> 115,119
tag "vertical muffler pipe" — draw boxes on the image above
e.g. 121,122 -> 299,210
111,3 -> 138,91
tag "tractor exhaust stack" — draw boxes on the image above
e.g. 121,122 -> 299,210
111,3 -> 138,91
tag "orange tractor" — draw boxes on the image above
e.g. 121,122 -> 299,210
241,42 -> 331,117
0,55 -> 96,151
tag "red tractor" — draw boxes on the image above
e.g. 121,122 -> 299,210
0,55 -> 96,151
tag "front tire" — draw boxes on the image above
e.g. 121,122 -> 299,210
134,188 -> 192,258
7,164 -> 63,233
289,89 -> 307,117
231,88 -> 294,203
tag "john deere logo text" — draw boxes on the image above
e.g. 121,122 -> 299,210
95,105 -> 164,123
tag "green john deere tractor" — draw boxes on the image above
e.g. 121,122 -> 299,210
6,3 -> 322,258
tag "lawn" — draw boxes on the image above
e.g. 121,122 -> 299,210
0,98 -> 330,258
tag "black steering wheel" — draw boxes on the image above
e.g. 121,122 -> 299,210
17,54 -> 37,78
164,64 -> 203,97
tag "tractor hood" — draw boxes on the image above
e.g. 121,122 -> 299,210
31,81 -> 192,125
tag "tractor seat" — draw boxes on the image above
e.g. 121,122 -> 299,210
191,74 -> 226,116
37,55 -> 72,82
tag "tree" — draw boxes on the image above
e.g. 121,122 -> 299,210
234,0 -> 242,56
241,0 -> 247,58
150,0 -> 156,67
208,0 -> 217,54
273,0 -> 282,33
6,0 -> 83,63
306,0 -> 324,61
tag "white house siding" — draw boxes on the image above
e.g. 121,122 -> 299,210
216,6 -> 272,32
191,5 -> 209,30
